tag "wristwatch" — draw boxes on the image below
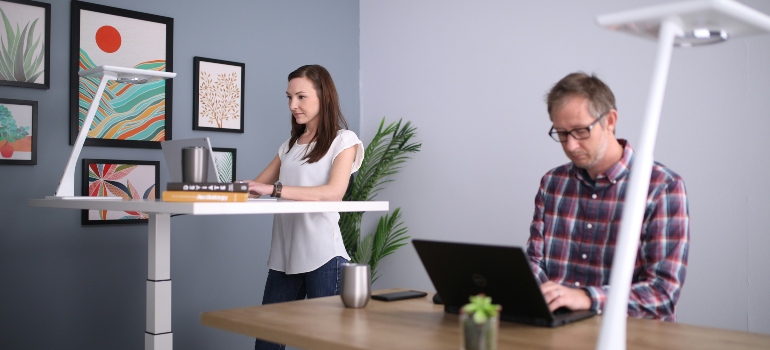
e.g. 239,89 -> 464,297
272,182 -> 282,198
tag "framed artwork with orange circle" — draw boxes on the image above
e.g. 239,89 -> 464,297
69,1 -> 174,149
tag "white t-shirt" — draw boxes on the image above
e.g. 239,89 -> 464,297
267,129 -> 364,274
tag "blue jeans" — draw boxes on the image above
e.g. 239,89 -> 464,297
254,256 -> 347,350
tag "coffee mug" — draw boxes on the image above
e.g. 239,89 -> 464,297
341,263 -> 371,308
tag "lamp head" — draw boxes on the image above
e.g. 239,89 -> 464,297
597,0 -> 770,47
78,65 -> 176,82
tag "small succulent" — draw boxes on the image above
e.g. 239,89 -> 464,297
462,294 -> 501,324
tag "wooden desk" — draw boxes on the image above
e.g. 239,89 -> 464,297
28,198 -> 388,350
201,288 -> 770,350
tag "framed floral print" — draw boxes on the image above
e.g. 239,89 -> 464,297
81,158 -> 160,225
0,0 -> 51,89
70,1 -> 174,149
193,56 -> 245,133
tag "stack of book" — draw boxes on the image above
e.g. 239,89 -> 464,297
162,182 -> 249,202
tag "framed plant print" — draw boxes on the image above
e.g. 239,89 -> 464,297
212,147 -> 236,183
0,98 -> 37,165
81,158 -> 160,225
70,1 -> 174,149
0,0 -> 50,89
193,56 -> 245,133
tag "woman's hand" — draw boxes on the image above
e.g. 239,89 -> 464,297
241,180 -> 274,198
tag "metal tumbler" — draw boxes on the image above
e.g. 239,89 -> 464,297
182,147 -> 209,183
341,263 -> 371,308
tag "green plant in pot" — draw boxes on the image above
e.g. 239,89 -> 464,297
0,105 -> 29,158
339,117 -> 421,283
461,294 -> 501,350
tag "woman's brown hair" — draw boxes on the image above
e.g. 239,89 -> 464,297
287,64 -> 349,163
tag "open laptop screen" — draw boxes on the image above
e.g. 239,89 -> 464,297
160,137 -> 220,183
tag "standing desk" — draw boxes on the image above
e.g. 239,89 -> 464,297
201,288 -> 770,350
28,198 -> 388,350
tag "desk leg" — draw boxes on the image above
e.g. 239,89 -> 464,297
145,213 -> 173,350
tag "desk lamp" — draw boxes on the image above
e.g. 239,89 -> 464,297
49,66 -> 176,200
595,1 -> 770,349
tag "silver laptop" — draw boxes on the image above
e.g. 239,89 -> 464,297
160,137 -> 221,183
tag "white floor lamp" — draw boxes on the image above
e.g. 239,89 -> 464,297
49,66 -> 176,199
594,1 -> 770,349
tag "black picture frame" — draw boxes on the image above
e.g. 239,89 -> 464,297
212,147 -> 237,183
0,98 -> 37,165
81,158 -> 160,225
0,0 -> 51,89
193,56 -> 245,133
70,1 -> 174,149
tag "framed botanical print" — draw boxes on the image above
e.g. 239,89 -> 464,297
193,56 -> 245,133
0,0 -> 50,89
70,1 -> 174,149
81,158 -> 160,225
0,98 -> 37,165
212,147 -> 236,183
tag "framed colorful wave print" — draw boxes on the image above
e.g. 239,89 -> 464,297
70,1 -> 174,149
81,158 -> 160,225
0,0 -> 51,89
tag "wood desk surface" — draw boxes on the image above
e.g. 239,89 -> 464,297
201,288 -> 770,350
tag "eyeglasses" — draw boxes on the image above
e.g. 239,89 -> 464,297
548,113 -> 607,143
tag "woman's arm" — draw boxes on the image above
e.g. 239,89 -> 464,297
244,155 -> 280,198
246,146 -> 357,201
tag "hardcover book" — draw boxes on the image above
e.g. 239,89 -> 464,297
161,191 -> 249,202
166,182 -> 248,192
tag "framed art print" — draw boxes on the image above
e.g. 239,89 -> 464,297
0,98 -> 37,165
70,1 -> 174,149
193,56 -> 245,133
0,0 -> 50,89
212,147 -> 236,183
81,159 -> 159,225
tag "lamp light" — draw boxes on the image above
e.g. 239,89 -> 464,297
594,1 -> 770,349
49,66 -> 176,199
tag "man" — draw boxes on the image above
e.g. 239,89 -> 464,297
527,72 -> 690,322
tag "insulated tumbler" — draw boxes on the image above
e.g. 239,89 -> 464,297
341,263 -> 371,308
182,147 -> 209,183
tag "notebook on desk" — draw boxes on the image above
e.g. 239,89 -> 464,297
412,239 -> 596,327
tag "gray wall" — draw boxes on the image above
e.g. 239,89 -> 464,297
0,0 -> 359,349
362,0 -> 770,335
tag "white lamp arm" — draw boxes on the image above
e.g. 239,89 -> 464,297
51,72 -> 116,198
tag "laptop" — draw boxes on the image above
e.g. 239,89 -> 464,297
160,137 -> 221,183
412,239 -> 596,327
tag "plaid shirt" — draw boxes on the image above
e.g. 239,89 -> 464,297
527,140 -> 689,322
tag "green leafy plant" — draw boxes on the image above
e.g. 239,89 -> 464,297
0,105 -> 29,143
462,294 -> 501,324
340,117 -> 421,283
0,6 -> 45,83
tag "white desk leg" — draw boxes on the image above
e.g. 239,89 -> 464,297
146,213 -> 173,350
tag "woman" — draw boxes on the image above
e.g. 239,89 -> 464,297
244,64 -> 363,350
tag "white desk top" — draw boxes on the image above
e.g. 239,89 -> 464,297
29,198 -> 389,215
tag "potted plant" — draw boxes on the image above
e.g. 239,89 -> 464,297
339,117 -> 421,283
0,105 -> 30,158
460,294 -> 501,350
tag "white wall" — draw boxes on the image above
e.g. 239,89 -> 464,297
361,0 -> 770,334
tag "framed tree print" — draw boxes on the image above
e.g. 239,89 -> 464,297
0,0 -> 51,89
212,147 -> 236,183
70,1 -> 174,149
0,98 -> 37,165
193,56 -> 245,133
81,158 -> 160,225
